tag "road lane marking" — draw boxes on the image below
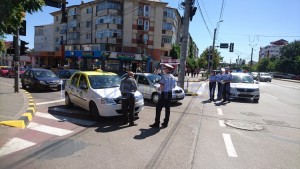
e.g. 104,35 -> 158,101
217,108 -> 223,115
27,122 -> 73,136
219,120 -> 226,127
36,99 -> 65,105
35,112 -> 96,126
264,93 -> 279,100
0,137 -> 36,157
223,133 -> 237,157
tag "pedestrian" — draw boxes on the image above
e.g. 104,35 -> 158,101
120,71 -> 138,126
216,70 -> 223,100
222,68 -> 233,103
150,63 -> 176,128
209,71 -> 217,101
154,68 -> 157,74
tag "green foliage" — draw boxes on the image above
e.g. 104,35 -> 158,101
188,41 -> 195,58
0,0 -> 44,37
187,57 -> 196,69
170,43 -> 180,59
0,39 -> 6,52
199,47 -> 222,70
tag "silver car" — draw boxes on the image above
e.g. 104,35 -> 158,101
122,73 -> 185,104
258,72 -> 272,82
230,73 -> 260,103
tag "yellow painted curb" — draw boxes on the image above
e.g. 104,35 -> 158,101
0,120 -> 26,129
28,107 -> 36,114
23,113 -> 33,121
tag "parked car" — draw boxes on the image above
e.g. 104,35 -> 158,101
65,70 -> 144,120
258,72 -> 272,82
56,69 -> 79,88
21,68 -> 62,91
7,67 -> 26,78
250,72 -> 259,80
122,73 -> 185,104
0,67 -> 11,77
230,73 -> 260,103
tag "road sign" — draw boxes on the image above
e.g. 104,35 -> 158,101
220,43 -> 229,48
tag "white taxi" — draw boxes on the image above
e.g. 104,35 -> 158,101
65,71 -> 144,120
230,73 -> 260,103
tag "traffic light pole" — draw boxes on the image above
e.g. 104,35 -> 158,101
250,47 -> 253,73
13,30 -> 20,93
178,0 -> 192,89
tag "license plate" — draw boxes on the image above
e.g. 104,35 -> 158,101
50,85 -> 57,87
239,92 -> 250,95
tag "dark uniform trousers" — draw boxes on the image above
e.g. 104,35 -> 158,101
222,82 -> 231,101
121,93 -> 135,123
209,82 -> 216,100
217,82 -> 223,99
155,91 -> 172,124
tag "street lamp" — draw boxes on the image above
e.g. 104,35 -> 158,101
208,20 -> 223,72
249,44 -> 257,73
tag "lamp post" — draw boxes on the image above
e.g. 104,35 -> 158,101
249,44 -> 257,73
208,20 -> 223,73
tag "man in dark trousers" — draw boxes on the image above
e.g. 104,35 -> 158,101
150,64 -> 176,128
222,68 -> 233,103
120,71 -> 137,126
209,71 -> 217,101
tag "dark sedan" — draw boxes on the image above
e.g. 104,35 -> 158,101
21,68 -> 62,91
56,69 -> 79,89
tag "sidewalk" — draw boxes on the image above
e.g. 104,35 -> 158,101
175,74 -> 207,96
0,83 -> 29,133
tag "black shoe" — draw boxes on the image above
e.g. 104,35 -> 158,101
222,100 -> 226,102
227,100 -> 231,103
161,123 -> 168,128
129,122 -> 137,126
149,123 -> 159,128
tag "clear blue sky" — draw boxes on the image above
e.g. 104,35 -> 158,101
5,0 -> 300,63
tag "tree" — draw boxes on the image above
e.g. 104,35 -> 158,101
170,43 -> 180,59
199,47 -> 222,70
188,41 -> 195,58
0,0 -> 44,37
278,40 -> 300,74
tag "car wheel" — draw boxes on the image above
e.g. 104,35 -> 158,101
90,102 -> 101,121
21,83 -> 26,89
253,99 -> 259,103
152,93 -> 159,104
65,93 -> 73,108
33,83 -> 40,92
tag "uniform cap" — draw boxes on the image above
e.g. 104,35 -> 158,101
164,63 -> 174,69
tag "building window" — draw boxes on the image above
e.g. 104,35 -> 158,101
96,16 -> 122,25
69,8 -> 76,16
87,7 -> 92,14
162,36 -> 172,44
162,22 -> 172,30
144,5 -> 150,17
56,16 -> 59,21
68,20 -> 77,28
86,21 -> 91,28
137,19 -> 143,26
96,1 -> 121,11
86,33 -> 91,40
143,34 -> 148,44
55,27 -> 59,32
144,20 -> 149,31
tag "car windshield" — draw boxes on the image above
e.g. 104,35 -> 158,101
231,74 -> 254,83
34,70 -> 56,78
69,70 -> 79,75
260,73 -> 269,76
147,74 -> 161,84
20,68 -> 26,71
88,75 -> 121,89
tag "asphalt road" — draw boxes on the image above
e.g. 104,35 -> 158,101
0,78 -> 299,169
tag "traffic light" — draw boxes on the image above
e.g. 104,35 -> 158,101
190,7 -> 197,21
229,43 -> 234,52
20,40 -> 29,55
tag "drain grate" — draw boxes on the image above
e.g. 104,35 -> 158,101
225,120 -> 264,131
263,119 -> 290,127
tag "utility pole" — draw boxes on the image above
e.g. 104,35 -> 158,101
237,55 -> 239,67
250,47 -> 253,73
208,28 -> 217,72
178,0 -> 192,89
13,30 -> 20,93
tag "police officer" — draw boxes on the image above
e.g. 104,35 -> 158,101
150,64 -> 176,128
120,71 -> 138,126
209,71 -> 217,101
222,68 -> 233,103
216,70 -> 223,100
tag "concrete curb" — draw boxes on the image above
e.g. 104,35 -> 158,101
0,90 -> 36,129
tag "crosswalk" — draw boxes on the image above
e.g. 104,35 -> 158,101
0,111 -> 97,158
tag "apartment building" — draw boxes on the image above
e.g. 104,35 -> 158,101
259,39 -> 288,60
43,0 -> 196,72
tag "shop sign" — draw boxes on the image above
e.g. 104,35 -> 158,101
117,53 -> 135,60
161,58 -> 179,64
82,51 -> 94,57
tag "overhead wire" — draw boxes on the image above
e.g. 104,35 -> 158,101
195,0 -> 213,39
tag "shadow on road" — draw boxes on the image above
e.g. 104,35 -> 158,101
134,128 -> 161,140
144,100 -> 183,107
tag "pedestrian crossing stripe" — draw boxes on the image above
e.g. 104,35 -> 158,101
0,138 -> 36,158
27,122 -> 73,136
